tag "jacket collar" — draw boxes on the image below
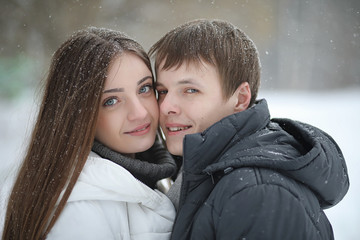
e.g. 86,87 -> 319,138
68,153 -> 169,208
182,99 -> 270,173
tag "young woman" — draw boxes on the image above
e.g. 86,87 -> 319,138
1,27 -> 177,240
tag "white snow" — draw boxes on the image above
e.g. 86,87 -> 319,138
1,88 -> 359,239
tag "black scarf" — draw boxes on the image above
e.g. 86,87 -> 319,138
91,137 -> 177,189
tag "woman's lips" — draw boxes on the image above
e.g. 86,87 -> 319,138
125,123 -> 151,136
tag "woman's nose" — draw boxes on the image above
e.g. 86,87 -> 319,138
127,98 -> 148,121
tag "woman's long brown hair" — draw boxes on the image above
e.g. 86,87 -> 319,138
2,27 -> 151,240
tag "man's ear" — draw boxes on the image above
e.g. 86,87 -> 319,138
233,82 -> 251,113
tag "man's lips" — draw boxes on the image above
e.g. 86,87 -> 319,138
125,123 -> 151,136
165,124 -> 192,135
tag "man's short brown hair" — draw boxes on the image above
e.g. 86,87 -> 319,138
149,19 -> 261,106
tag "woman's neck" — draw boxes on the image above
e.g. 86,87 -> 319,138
123,153 -> 135,158
91,139 -> 177,189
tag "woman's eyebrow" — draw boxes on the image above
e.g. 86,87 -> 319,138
103,76 -> 152,93
103,88 -> 124,93
137,76 -> 153,85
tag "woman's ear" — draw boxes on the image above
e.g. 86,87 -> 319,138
233,82 -> 251,113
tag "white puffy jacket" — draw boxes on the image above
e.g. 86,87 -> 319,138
47,151 -> 175,240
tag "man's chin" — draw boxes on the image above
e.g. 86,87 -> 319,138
166,142 -> 183,156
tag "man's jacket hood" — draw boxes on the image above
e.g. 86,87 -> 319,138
183,99 -> 349,209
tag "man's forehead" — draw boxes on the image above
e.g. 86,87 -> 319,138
156,62 -> 220,89
158,57 -> 214,71
159,60 -> 214,75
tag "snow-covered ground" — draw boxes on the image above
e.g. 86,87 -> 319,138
1,88 -> 359,239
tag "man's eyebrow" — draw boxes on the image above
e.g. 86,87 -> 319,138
103,76 -> 152,93
178,79 -> 197,85
155,78 -> 202,88
155,82 -> 164,88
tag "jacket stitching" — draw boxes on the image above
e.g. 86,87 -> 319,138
217,182 -> 324,236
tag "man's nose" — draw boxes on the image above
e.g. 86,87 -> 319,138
159,93 -> 180,116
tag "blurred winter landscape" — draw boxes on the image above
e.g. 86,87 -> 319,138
0,0 -> 359,238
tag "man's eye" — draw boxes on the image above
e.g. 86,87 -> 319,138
156,89 -> 168,95
185,89 -> 198,93
104,98 -> 119,106
139,84 -> 153,94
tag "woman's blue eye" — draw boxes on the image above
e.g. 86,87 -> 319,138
139,84 -> 153,94
104,98 -> 118,106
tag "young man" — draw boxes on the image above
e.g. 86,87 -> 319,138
149,19 -> 349,240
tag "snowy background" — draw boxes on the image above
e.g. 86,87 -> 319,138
0,0 -> 359,238
1,87 -> 359,239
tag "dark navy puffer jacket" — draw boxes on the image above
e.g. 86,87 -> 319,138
171,99 -> 349,240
